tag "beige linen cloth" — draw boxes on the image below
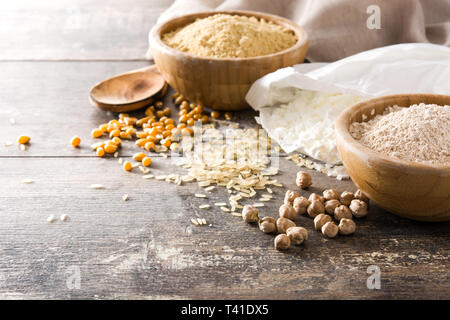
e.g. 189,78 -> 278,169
152,0 -> 450,62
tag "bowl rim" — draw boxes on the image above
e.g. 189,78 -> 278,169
335,93 -> 450,172
150,10 -> 309,62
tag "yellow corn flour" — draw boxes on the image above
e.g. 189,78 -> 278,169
162,14 -> 298,58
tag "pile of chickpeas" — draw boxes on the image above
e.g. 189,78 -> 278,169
241,171 -> 370,251
87,92 -> 232,171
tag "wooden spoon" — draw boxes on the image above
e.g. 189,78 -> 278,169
89,65 -> 167,112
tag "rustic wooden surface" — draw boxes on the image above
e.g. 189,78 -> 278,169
0,0 -> 449,300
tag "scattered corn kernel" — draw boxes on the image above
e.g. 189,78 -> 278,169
133,152 -> 146,161
123,161 -> 132,171
142,157 -> 152,167
96,147 -> 105,157
71,136 -> 81,147
91,128 -> 103,138
18,136 -> 30,144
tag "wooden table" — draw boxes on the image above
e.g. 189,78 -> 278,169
0,0 -> 448,300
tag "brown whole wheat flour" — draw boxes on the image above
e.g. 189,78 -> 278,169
162,14 -> 297,58
349,103 -> 450,165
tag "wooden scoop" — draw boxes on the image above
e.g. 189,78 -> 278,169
89,65 -> 167,112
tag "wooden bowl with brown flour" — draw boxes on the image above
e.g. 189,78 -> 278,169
335,94 -> 450,222
150,11 -> 308,111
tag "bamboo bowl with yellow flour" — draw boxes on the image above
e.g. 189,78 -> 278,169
335,94 -> 450,222
150,11 -> 308,111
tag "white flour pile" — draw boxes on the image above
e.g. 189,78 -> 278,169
349,103 -> 450,165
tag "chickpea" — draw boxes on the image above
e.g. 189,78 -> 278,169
163,107 -> 171,116
279,204 -> 296,221
308,193 -> 324,204
296,171 -> 312,189
286,226 -> 308,245
258,217 -> 277,234
177,123 -> 187,129
180,101 -> 189,110
355,189 -> 369,203
274,234 -> 290,251
338,218 -> 356,235
284,190 -> 300,205
276,217 -> 296,234
242,205 -> 259,223
323,189 -> 339,201
334,205 -> 352,221
314,213 -> 332,231
325,199 -> 341,215
340,191 -> 355,206
293,196 -> 310,215
307,200 -> 324,218
321,221 -> 338,238
349,199 -> 368,218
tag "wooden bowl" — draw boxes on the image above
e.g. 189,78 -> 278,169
150,10 -> 308,111
335,94 -> 450,222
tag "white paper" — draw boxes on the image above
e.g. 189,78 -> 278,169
246,43 -> 450,163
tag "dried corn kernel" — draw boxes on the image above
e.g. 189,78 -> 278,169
111,137 -> 121,145
109,129 -> 120,138
133,152 -> 146,161
71,136 -> 81,147
104,143 -> 117,154
142,157 -> 152,167
91,128 -> 103,138
144,141 -> 155,151
182,127 -> 193,136
210,111 -> 220,119
96,147 -> 105,157
123,161 -> 132,171
18,136 -> 30,144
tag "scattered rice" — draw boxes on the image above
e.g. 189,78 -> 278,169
191,218 -> 199,225
19,144 -> 26,151
114,152 -> 119,158
253,203 -> 264,208
220,207 -> 231,212
47,215 -> 56,223
214,202 -> 227,207
60,214 -> 68,221
21,179 -> 34,184
199,204 -> 210,209
142,174 -> 154,179
4,141 -> 12,146
155,175 -> 167,180
204,186 -> 215,192
122,194 -> 129,201
195,193 -> 206,198
90,184 -> 105,189
231,212 -> 242,217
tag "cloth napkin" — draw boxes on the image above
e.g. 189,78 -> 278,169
150,0 -> 450,62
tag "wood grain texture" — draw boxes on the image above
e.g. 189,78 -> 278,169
150,10 -> 308,110
336,94 -> 450,221
1,0 -> 449,300
0,0 -> 172,61
0,157 -> 448,299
